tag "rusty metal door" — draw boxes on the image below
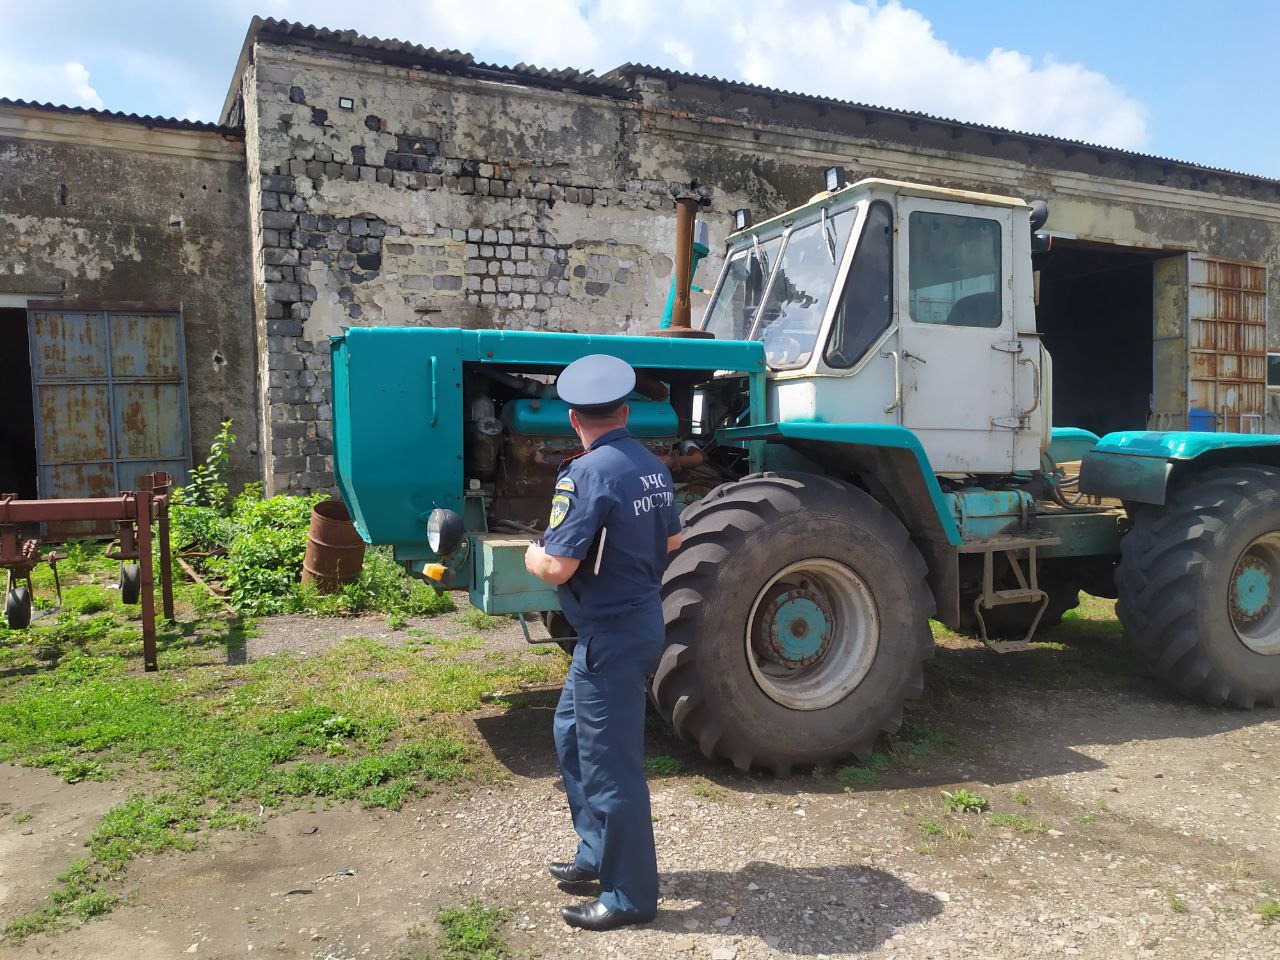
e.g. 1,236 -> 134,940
1188,256 -> 1268,433
26,305 -> 190,534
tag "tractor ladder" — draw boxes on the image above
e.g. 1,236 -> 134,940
959,532 -> 1062,653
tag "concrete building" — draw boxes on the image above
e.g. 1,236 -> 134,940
3,15 -> 1279,499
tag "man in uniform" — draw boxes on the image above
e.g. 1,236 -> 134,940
524,353 -> 683,931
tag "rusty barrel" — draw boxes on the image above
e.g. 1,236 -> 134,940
301,499 -> 366,592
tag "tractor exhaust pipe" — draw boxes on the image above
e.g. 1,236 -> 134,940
650,196 -> 713,340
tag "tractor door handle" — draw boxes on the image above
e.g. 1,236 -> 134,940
1017,355 -> 1040,420
881,349 -> 902,415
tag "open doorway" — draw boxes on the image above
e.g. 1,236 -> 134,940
1035,240 -> 1168,436
0,308 -> 38,499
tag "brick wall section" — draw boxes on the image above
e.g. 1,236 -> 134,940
244,48 -> 713,494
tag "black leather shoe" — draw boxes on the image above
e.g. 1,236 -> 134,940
561,898 -> 654,931
548,862 -> 598,884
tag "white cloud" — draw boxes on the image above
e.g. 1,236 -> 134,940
660,40 -> 696,71
0,57 -> 103,109
726,1 -> 1149,148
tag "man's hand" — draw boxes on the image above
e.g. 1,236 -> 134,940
525,541 -> 581,585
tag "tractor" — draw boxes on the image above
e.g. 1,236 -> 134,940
330,174 -> 1280,775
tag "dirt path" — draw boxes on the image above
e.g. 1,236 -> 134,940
3,614 -> 1279,960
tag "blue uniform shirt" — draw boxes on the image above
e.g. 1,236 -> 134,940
542,427 -> 681,627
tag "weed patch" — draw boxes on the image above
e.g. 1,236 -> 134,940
454,610 -> 507,632
690,777 -> 726,802
941,789 -> 989,814
431,900 -> 511,960
645,755 -> 684,776
988,812 -> 1048,834
1259,899 -> 1280,925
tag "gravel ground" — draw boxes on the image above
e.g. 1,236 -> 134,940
3,606 -> 1279,960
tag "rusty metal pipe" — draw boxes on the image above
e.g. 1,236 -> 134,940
671,197 -> 697,330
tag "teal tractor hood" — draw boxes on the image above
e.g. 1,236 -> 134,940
329,326 -> 766,552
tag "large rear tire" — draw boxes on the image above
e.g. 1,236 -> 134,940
1116,464 -> 1280,708
652,472 -> 934,775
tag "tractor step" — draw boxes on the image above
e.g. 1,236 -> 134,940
983,638 -> 1039,654
986,587 -> 1043,606
965,533 -> 1062,650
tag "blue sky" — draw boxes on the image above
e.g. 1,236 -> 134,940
1,0 -> 1276,178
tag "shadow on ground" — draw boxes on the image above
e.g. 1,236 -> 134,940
643,862 -> 943,953
472,617 -> 1280,795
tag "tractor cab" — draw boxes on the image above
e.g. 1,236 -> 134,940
701,177 -> 1048,476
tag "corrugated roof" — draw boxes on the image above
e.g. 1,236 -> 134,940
238,16 -> 632,101
222,18 -> 1276,188
0,97 -> 241,136
607,63 -> 1280,188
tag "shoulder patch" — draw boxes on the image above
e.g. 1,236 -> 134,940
549,494 -> 572,529
555,477 -> 576,493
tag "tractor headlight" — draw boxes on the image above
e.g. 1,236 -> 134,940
426,508 -> 465,556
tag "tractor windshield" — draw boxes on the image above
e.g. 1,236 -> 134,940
702,235 -> 783,341
702,208 -> 855,369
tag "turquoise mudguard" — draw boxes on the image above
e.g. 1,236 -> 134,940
716,421 -> 961,546
1079,431 -> 1280,505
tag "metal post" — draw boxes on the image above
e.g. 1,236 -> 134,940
151,474 -> 175,622
135,490 -> 157,672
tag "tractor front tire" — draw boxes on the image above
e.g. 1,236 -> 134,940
652,472 -> 934,775
1116,464 -> 1280,708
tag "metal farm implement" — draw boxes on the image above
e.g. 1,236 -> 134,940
1,472 -> 175,671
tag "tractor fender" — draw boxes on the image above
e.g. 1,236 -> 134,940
1079,431 -> 1280,505
716,421 -> 962,624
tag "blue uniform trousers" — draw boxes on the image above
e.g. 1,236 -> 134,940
552,606 -> 664,916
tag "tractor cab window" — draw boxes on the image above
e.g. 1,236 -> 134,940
825,201 -> 894,369
702,236 -> 782,341
908,211 -> 1002,328
751,208 -> 855,369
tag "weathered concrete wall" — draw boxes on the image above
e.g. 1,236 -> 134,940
244,43 -> 1280,493
243,46 -> 693,493
0,106 -> 259,488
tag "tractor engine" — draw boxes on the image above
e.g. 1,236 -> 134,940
461,370 -> 700,530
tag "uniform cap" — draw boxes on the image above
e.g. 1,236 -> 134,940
555,354 -> 636,413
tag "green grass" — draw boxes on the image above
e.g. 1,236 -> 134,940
833,721 -> 955,788
1167,891 -> 1189,914
1259,899 -> 1280,925
918,817 -> 944,837
988,812 -> 1049,834
645,754 -> 684,776
1012,792 -> 1031,806
432,900 -> 511,960
941,789 -> 989,814
13,811 -> 32,823
0,613 -> 564,941
454,610 -> 507,632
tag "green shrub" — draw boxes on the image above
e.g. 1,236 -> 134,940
172,425 -> 456,619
